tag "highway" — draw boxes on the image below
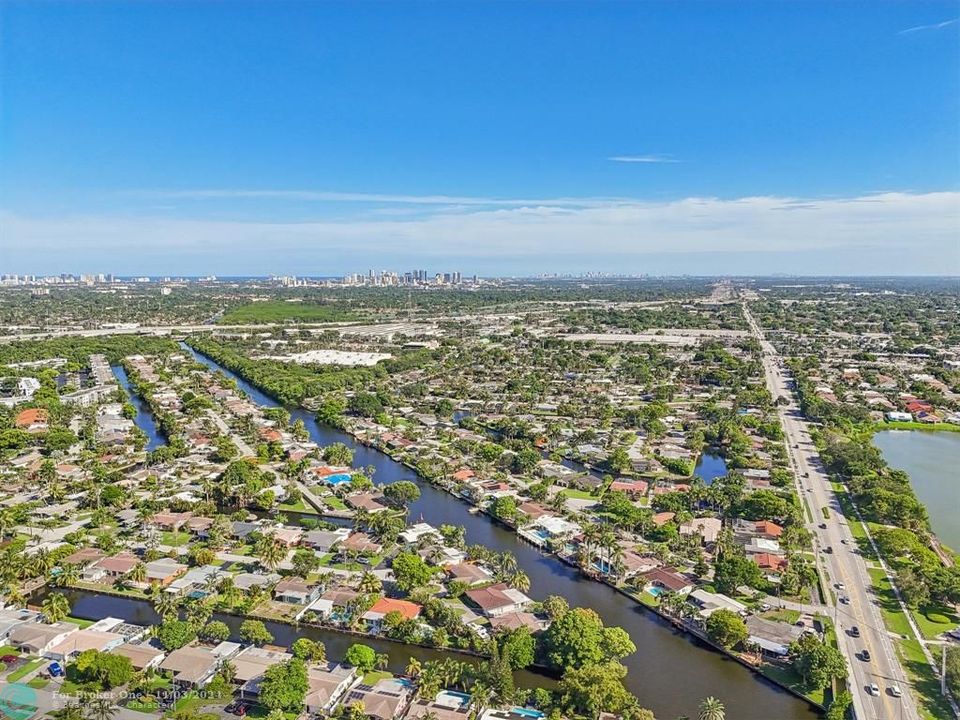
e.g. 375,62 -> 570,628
743,303 -> 921,720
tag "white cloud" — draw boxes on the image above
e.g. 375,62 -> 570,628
608,155 -> 681,164
898,18 -> 958,35
2,191 -> 958,273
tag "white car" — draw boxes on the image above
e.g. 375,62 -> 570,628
868,683 -> 880,696
890,685 -> 903,698
835,582 -> 846,591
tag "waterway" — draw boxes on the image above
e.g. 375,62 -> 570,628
693,451 -> 728,485
112,364 -> 166,451
163,342 -> 817,719
44,588 -> 551,690
873,430 -> 960,550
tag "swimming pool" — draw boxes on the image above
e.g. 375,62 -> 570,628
647,585 -> 664,597
324,472 -> 352,485
511,709 -> 545,719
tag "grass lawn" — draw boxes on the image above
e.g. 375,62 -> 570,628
278,499 -> 318,515
867,568 -> 914,637
0,646 -> 20,657
324,496 -> 348,511
27,677 -> 48,689
759,663 -> 825,707
911,603 -> 960,640
65,615 -> 95,629
7,658 -> 44,682
160,530 -> 190,547
361,670 -> 393,685
892,637 -> 953,720
560,488 -> 598,500
761,608 -> 801,624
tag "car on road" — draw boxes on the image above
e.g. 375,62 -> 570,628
867,683 -> 880,696
835,582 -> 845,591
849,626 -> 860,637
841,539 -> 849,545
823,546 -> 833,553
818,523 -> 827,529
889,685 -> 903,698
861,649 -> 871,662
839,595 -> 850,604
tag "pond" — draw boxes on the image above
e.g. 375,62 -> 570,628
873,430 -> 960,550
693,450 -> 728,485
180,342 -> 818,720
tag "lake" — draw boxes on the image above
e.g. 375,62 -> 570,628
873,430 -> 960,550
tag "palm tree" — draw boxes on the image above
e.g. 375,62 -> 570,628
86,698 -> 117,720
51,702 -> 85,720
358,571 -> 381,595
153,592 -> 180,620
54,563 -> 80,587
42,592 -> 71,623
698,696 -> 725,720
256,535 -> 286,571
129,562 -> 148,584
508,570 -> 530,593
405,657 -> 422,678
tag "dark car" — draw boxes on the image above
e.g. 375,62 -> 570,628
861,649 -> 871,661
850,626 -> 860,637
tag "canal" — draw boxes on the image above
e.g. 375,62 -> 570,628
113,364 -> 167,451
48,588 -> 552,690
873,429 -> 960,550
168,342 -> 817,719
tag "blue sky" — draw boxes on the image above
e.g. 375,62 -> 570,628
1,1 -> 958,275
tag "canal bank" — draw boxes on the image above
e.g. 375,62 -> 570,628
181,341 -> 820,720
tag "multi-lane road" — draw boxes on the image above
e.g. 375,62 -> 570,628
743,303 -> 921,720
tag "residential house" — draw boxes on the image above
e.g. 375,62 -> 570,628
304,664 -> 358,715
112,643 -> 166,670
445,563 -> 493,587
679,517 -> 722,545
465,583 -> 533,618
160,646 -> 222,688
9,622 -> 78,655
640,567 -> 694,595
339,677 -> 413,720
273,578 -> 320,605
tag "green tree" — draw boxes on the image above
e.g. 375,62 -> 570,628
259,658 -> 309,712
291,637 -> 326,663
789,634 -> 847,690
497,627 -> 536,671
558,661 -> 638,719
344,643 -> 377,673
391,551 -> 437,593
705,609 -> 748,649
542,608 -> 636,670
157,619 -> 197,650
200,620 -> 231,643
239,619 -> 274,646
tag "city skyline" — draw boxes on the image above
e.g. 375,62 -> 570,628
1,1 -> 959,275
